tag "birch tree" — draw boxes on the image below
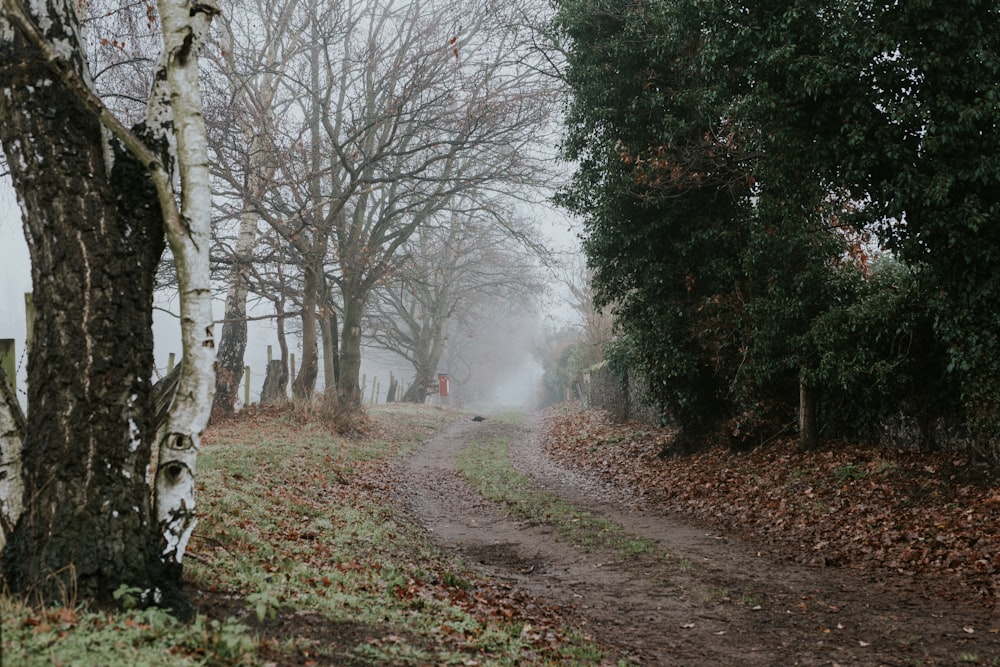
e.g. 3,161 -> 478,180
0,370 -> 24,546
0,0 -> 216,612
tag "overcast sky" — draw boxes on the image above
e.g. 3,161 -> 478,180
0,177 -> 30,394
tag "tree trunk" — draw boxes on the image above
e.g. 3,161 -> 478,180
149,0 -> 219,616
259,291 -> 290,405
211,31 -> 279,415
1,0 -> 217,614
402,373 -> 434,403
320,310 -> 337,393
292,39 -> 323,401
330,310 -> 340,390
402,320 -> 447,404
292,262 -> 320,399
337,290 -> 365,407
213,208 -> 259,415
277,296 -> 290,398
0,27 -> 165,605
0,363 -> 26,548
319,279 -> 338,393
799,378 -> 819,451
260,360 -> 289,404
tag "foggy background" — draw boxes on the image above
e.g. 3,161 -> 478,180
0,175 -> 580,411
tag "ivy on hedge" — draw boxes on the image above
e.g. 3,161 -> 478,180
555,0 -> 1000,454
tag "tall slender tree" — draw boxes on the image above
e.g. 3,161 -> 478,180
205,0 -> 307,413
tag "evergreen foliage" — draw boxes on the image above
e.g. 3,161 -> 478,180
555,0 -> 750,447
555,0 -> 1000,455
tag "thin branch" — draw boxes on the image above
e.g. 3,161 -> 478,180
2,0 -> 160,171
1,0 -> 180,236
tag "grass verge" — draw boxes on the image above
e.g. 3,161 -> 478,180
458,433 -> 661,561
3,403 -> 605,666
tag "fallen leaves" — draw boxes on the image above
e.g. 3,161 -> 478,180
192,404 -> 590,664
542,403 -> 1000,602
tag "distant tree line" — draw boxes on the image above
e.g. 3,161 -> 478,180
554,0 -> 1000,457
202,0 -> 555,411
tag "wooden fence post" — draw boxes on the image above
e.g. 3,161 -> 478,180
0,340 -> 15,392
799,378 -> 818,451
23,293 -> 34,349
167,352 -> 176,373
243,365 -> 250,407
385,372 -> 396,403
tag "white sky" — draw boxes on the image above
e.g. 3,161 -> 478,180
0,177 -> 30,395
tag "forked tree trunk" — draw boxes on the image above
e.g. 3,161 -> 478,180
402,318 -> 447,404
0,0 -> 217,613
402,372 -> 435,403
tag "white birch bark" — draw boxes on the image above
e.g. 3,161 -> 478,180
0,371 -> 25,548
149,0 -> 218,568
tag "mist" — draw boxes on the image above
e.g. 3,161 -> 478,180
0,0 -> 586,414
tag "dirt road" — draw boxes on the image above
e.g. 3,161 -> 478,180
398,416 -> 1000,666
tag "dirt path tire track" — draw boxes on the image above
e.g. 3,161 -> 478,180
398,417 -> 1000,666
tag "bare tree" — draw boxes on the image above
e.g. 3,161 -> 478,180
561,258 -> 614,363
368,207 -> 545,402
217,0 -> 557,407
203,0 -> 309,413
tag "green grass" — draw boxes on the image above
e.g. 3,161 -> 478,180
1,598 -> 255,667
3,404 -> 605,666
458,434 -> 661,561
486,411 -> 525,425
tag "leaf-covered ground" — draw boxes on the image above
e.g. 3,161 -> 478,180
3,403 -> 605,666
541,403 -> 1000,604
187,403 -> 604,666
10,401 -> 1000,665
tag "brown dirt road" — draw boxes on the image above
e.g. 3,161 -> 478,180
398,415 -> 1000,666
